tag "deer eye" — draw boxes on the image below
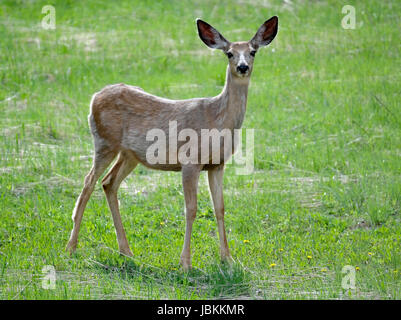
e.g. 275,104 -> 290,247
250,51 -> 256,57
226,52 -> 233,58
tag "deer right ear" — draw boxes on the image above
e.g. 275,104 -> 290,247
196,19 -> 230,51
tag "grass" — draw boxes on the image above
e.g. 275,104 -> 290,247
0,0 -> 400,299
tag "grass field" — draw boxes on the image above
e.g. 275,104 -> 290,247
1,0 -> 400,299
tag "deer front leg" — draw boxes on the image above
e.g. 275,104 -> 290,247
180,165 -> 201,271
208,165 -> 232,263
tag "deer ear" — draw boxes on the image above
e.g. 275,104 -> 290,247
250,16 -> 278,49
196,19 -> 230,51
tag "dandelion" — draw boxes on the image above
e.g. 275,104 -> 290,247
368,252 -> 373,256
356,266 -> 360,271
270,263 -> 276,268
243,240 -> 250,244
160,221 -> 165,226
307,255 -> 312,260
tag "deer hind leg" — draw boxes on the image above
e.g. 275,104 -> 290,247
179,165 -> 202,271
208,165 -> 232,263
66,147 -> 117,254
101,150 -> 138,257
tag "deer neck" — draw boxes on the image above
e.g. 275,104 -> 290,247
215,65 -> 250,130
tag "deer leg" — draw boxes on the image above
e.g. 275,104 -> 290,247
66,148 -> 117,254
102,151 -> 137,257
208,165 -> 232,262
179,165 -> 201,271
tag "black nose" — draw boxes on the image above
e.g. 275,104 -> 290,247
237,64 -> 249,74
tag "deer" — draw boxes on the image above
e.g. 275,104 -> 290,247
66,16 -> 278,270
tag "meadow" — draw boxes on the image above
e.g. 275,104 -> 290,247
0,0 -> 400,299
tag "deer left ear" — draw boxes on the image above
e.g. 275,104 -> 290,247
250,16 -> 278,49
197,19 -> 230,51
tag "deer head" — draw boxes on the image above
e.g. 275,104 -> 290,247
197,16 -> 278,78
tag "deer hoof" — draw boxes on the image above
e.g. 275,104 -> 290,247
119,248 -> 134,257
65,241 -> 77,255
179,257 -> 192,271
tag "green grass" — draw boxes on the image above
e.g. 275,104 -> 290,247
1,0 -> 400,299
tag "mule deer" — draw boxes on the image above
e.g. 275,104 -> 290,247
66,16 -> 278,270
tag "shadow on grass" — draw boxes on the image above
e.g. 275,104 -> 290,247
90,252 -> 251,299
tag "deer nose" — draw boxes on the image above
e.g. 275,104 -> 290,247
237,64 -> 249,74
